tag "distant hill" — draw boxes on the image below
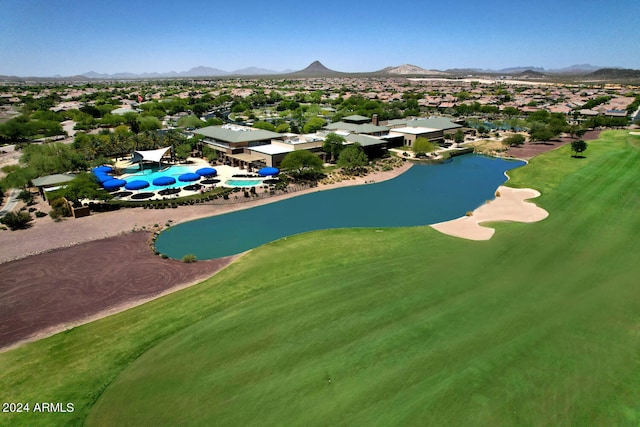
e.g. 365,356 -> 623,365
589,68 -> 640,79
81,66 -> 230,79
381,64 -> 446,76
231,67 -> 284,75
79,65 -> 288,79
517,69 -> 546,78
288,61 -> 343,77
498,66 -> 545,74
551,64 -> 602,74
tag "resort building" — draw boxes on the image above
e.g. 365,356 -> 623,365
195,115 -> 463,168
387,126 -> 443,147
196,124 -> 283,169
385,117 -> 463,147
324,114 -> 390,137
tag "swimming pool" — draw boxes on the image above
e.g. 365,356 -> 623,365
120,165 -> 200,192
155,154 -> 526,260
224,179 -> 263,187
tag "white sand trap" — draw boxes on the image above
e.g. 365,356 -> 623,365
629,131 -> 640,136
431,186 -> 549,241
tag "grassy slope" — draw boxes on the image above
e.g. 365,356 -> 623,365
1,131 -> 639,426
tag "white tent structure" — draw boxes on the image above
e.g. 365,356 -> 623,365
131,147 -> 172,169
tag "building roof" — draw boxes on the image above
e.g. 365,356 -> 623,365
249,144 -> 294,155
342,114 -> 371,123
196,125 -> 281,144
409,117 -> 461,130
389,117 -> 461,130
344,134 -> 387,147
325,122 -> 389,134
32,173 -> 76,187
393,126 -> 440,135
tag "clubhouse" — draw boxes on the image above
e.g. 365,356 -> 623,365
195,115 -> 463,169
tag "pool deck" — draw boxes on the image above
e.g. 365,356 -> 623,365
113,159 -> 264,200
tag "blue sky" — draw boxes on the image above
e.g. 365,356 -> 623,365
1,0 -> 638,76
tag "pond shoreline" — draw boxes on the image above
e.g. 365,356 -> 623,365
155,155 -> 525,260
0,161 -> 413,264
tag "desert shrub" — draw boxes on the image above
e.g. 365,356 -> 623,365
17,190 -> 33,204
0,211 -> 33,230
182,253 -> 197,263
35,211 -> 47,217
49,197 -> 71,219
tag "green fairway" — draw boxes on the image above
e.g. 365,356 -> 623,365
1,131 -> 639,426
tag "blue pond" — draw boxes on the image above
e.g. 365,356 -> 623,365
155,155 -> 525,259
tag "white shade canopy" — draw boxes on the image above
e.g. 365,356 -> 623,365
131,147 -> 171,164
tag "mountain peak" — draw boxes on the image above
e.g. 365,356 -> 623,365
289,61 -> 340,76
383,64 -> 446,75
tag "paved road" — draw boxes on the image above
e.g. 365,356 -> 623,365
0,188 -> 20,218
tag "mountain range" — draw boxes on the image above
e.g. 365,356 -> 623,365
77,62 -> 620,79
81,65 -> 292,79
0,61 -> 636,81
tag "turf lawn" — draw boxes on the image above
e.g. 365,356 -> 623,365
1,131 -> 639,426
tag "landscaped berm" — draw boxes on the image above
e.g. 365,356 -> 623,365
1,130 -> 639,426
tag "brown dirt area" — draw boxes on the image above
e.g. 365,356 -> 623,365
0,231 -> 236,350
507,130 -> 601,159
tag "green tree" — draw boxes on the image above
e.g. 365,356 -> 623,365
548,114 -> 569,136
252,121 -> 276,132
454,129 -> 465,144
202,145 -> 218,163
177,115 -> 205,129
275,123 -> 290,133
62,173 -> 111,204
503,134 -> 526,147
280,150 -> 323,179
412,137 -> 435,157
337,143 -> 368,175
571,140 -> 588,157
503,106 -> 520,117
302,117 -> 326,134
322,132 -> 346,162
1,166 -> 37,189
529,124 -> 555,142
174,143 -> 192,162
205,117 -> 223,126
137,116 -> 161,132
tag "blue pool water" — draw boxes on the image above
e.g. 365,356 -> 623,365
155,155 -> 526,259
225,179 -> 263,187
121,165 -> 200,192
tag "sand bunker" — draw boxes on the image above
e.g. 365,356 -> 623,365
431,186 -> 548,240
